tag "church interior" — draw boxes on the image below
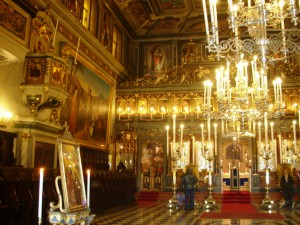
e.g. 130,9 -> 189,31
0,0 -> 300,224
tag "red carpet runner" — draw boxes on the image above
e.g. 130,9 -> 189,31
200,191 -> 284,220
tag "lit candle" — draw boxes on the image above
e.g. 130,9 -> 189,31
214,123 -> 217,155
52,18 -> 59,46
202,0 -> 210,36
278,134 -> 282,163
87,169 -> 90,207
220,159 -> 223,167
299,110 -> 300,130
209,170 -> 212,186
180,124 -> 184,151
264,112 -> 268,151
293,120 -> 297,151
38,168 -> 44,224
172,114 -> 176,154
173,170 -> 176,185
75,37 -> 80,64
229,162 -> 231,172
166,125 -> 170,156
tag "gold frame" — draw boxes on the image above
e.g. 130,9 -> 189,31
58,138 -> 87,212
0,0 -> 31,47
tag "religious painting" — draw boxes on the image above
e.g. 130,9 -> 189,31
58,137 -> 87,212
59,61 -> 111,149
141,139 -> 164,174
160,0 -> 185,9
25,57 -> 47,84
0,0 -> 31,47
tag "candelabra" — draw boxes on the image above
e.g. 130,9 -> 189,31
260,150 -> 276,210
202,146 -> 216,210
166,147 -> 182,209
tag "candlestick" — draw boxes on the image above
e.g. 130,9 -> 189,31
173,170 -> 176,185
180,124 -> 184,151
172,114 -> 176,154
214,123 -> 217,155
293,120 -> 297,151
166,125 -> 170,156
75,37 -> 80,64
38,168 -> 44,224
87,169 -> 90,207
52,18 -> 59,46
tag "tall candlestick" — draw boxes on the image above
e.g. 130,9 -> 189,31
173,170 -> 176,185
166,125 -> 170,156
52,18 -> 59,46
87,169 -> 91,207
172,114 -> 176,154
293,120 -> 297,151
278,134 -> 282,163
264,112 -> 268,151
180,124 -> 184,151
38,168 -> 44,224
214,123 -> 217,155
75,37 -> 80,64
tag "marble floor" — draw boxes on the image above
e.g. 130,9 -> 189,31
91,202 -> 300,225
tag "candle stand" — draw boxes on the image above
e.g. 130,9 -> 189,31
203,156 -> 216,210
166,151 -> 181,210
260,152 -> 276,211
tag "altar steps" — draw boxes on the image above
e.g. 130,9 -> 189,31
222,191 -> 251,204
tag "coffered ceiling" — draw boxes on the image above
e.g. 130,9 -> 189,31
111,0 -> 228,40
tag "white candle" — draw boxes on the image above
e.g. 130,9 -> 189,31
293,120 -> 297,151
209,170 -> 212,186
87,169 -> 90,207
38,168 -> 44,224
180,124 -> 184,151
298,110 -> 300,130
202,0 -> 210,36
75,37 -> 80,64
220,159 -> 223,167
172,114 -> 176,153
264,113 -> 268,150
166,125 -> 170,156
229,162 -> 231,172
52,18 -> 59,46
278,134 -> 282,163
173,170 -> 176,185
214,123 -> 217,155
266,169 -> 269,185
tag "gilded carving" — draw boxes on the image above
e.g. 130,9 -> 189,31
25,58 -> 47,84
29,10 -> 56,54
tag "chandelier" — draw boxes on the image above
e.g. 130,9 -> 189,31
202,0 -> 300,64
201,0 -> 299,138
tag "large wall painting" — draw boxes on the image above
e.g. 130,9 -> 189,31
59,62 -> 111,149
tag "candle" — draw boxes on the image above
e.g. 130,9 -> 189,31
75,37 -> 80,64
52,18 -> 59,46
266,169 -> 269,185
172,114 -> 176,154
38,168 -> 44,224
173,170 -> 176,185
229,162 -> 231,172
264,112 -> 268,151
87,169 -> 91,207
166,125 -> 170,156
220,159 -> 223,167
293,120 -> 297,151
214,123 -> 217,155
208,170 -> 212,186
180,124 -> 184,151
202,0 -> 210,36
